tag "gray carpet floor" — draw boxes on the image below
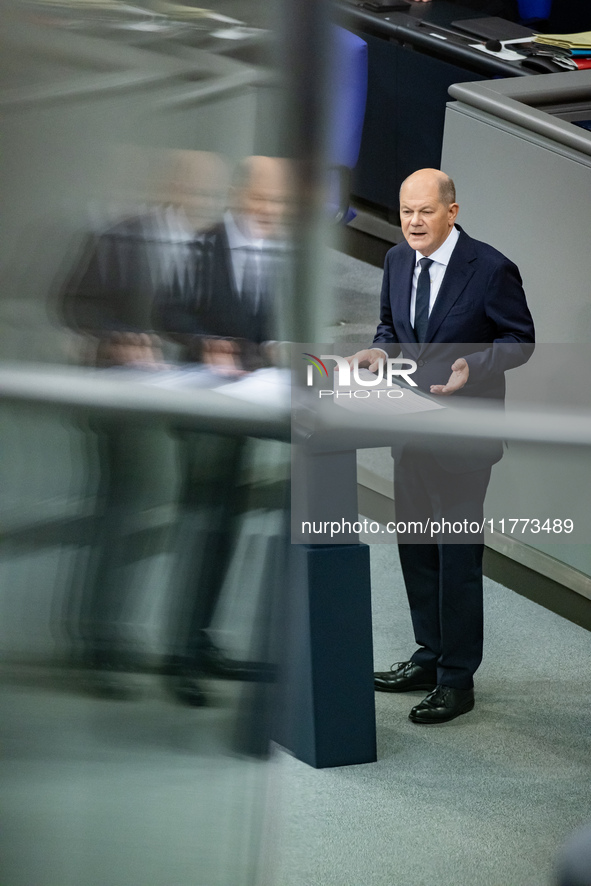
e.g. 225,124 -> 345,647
327,247 -> 384,345
272,540 -> 591,886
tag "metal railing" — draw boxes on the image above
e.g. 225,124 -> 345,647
3,362 -> 591,450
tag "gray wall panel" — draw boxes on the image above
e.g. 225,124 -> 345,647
442,98 -> 591,584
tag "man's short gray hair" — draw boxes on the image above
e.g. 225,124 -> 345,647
399,170 -> 456,206
438,174 -> 456,206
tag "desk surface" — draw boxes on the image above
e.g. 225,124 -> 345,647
334,0 -> 533,77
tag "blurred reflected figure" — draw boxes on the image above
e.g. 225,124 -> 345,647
59,149 -> 229,695
154,155 -> 293,706
154,155 -> 292,370
59,152 -> 292,705
62,149 -> 230,367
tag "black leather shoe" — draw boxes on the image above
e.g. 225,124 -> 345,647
83,670 -> 138,701
169,675 -> 208,707
409,685 -> 474,724
374,661 -> 437,692
200,646 -> 275,682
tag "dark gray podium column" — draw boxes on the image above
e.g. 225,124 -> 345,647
277,541 -> 376,768
278,444 -> 377,768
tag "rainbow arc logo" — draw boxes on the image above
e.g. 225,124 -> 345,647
302,353 -> 328,384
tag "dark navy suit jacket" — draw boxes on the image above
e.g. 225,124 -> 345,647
373,225 -> 535,470
153,222 -> 276,365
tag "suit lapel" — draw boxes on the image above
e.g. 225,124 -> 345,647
393,245 -> 417,344
424,228 -> 476,344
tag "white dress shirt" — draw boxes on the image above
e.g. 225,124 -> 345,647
409,224 -> 460,327
223,210 -> 265,296
373,225 -> 460,360
153,204 -> 198,294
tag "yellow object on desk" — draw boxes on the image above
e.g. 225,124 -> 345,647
534,31 -> 591,50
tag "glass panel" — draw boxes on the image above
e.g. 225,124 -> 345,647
0,1 -> 301,883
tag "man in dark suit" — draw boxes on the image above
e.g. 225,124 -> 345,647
58,150 -> 231,696
153,155 -> 292,705
154,155 -> 290,370
348,168 -> 534,724
60,152 -> 290,702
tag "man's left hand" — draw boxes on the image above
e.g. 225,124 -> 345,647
430,358 -> 469,395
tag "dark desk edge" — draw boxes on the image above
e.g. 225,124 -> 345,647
333,3 -> 530,78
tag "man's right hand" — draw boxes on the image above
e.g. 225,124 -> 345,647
346,349 -> 386,373
202,338 -> 246,376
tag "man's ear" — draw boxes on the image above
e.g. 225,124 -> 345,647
449,202 -> 459,224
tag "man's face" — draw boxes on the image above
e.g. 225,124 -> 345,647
238,183 -> 288,239
233,158 -> 292,240
399,176 -> 458,256
164,150 -> 229,232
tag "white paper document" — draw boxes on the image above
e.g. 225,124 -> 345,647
215,368 -> 291,408
333,367 -> 445,416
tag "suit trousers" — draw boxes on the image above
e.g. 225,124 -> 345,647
394,448 -> 492,689
166,431 -> 246,671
